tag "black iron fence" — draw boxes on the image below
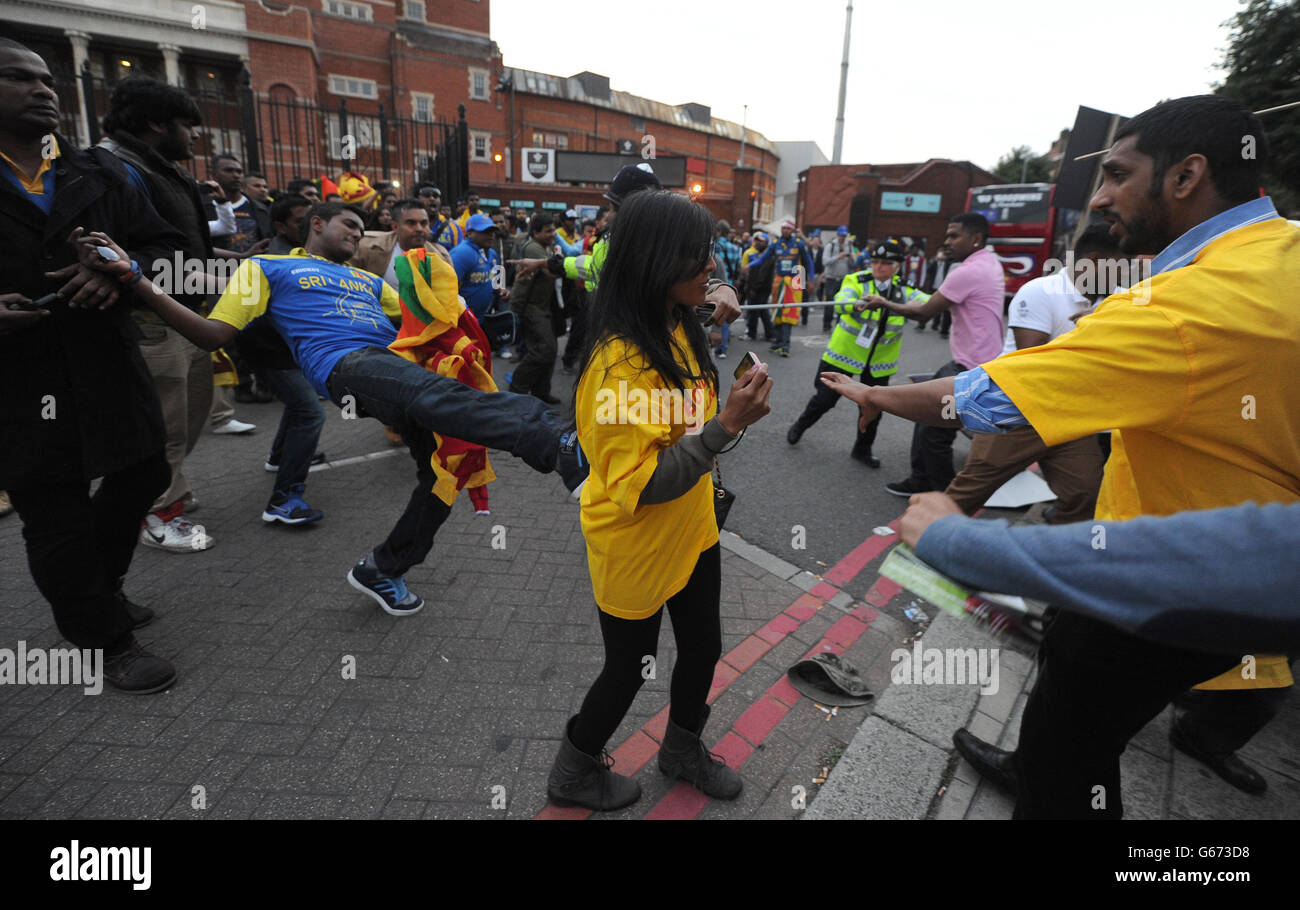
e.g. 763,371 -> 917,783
62,65 -> 469,200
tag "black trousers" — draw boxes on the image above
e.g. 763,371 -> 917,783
371,423 -> 455,577
8,451 -> 170,652
745,305 -> 774,341
795,362 -> 890,454
562,286 -> 588,369
571,544 -> 723,755
906,359 -> 967,490
1177,671 -> 1295,754
822,277 -> 843,330
1014,610 -> 1241,819
325,346 -> 559,575
510,304 -> 557,397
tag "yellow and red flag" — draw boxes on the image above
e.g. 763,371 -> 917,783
388,247 -> 497,505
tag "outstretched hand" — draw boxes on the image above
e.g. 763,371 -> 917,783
508,258 -> 548,279
819,371 -> 881,432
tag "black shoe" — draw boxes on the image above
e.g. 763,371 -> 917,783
560,363 -> 576,375
787,421 -> 806,445
547,716 -> 641,810
658,705 -> 742,800
103,641 -> 177,694
1170,716 -> 1267,794
116,591 -> 154,630
535,392 -> 562,406
851,450 -> 881,469
953,728 -> 1019,794
885,477 -> 933,497
556,424 -> 588,500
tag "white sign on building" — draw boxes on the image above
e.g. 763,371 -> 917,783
520,147 -> 555,184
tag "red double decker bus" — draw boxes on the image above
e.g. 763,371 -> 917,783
965,183 -> 1075,301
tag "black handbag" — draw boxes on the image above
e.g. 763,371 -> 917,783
712,457 -> 735,529
479,303 -> 519,348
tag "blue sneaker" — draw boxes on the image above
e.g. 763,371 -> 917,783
556,424 -> 588,501
347,558 -> 424,616
262,484 -> 325,525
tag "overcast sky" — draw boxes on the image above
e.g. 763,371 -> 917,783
490,0 -> 1245,171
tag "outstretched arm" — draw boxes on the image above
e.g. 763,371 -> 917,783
71,229 -> 239,351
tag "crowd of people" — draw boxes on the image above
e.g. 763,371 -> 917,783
2,34 -> 1297,819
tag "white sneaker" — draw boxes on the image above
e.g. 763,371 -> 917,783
140,513 -> 215,553
213,419 -> 256,435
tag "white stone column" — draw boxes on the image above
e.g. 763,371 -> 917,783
65,30 -> 92,147
159,43 -> 181,86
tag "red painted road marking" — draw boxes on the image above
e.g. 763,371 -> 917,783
823,522 -> 899,586
536,509 -> 909,820
642,590 -> 884,820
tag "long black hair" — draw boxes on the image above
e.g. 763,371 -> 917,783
577,189 -> 719,396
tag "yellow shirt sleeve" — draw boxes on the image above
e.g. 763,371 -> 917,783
209,259 -> 270,331
578,340 -> 673,517
983,291 -> 1191,447
379,280 -> 402,320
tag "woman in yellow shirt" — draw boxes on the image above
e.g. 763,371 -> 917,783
547,190 -> 773,811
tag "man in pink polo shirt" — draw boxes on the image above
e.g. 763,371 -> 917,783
856,213 -> 1005,495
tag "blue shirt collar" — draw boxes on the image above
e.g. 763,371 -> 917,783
1149,196 -> 1279,276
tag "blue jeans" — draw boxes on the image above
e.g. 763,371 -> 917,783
262,366 -> 325,492
325,346 -> 560,575
774,322 -> 792,351
715,321 -> 730,354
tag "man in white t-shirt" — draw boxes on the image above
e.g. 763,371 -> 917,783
945,225 -> 1122,521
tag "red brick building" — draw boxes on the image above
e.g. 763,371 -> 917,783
797,159 -> 1002,251
6,0 -> 778,221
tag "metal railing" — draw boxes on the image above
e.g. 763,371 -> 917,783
62,64 -> 469,199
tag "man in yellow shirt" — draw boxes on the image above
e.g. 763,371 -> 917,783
820,94 -> 1299,818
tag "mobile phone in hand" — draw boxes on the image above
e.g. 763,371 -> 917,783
9,292 -> 62,311
695,302 -> 717,325
732,350 -> 761,381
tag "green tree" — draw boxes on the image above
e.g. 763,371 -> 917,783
991,145 -> 1054,184
1215,0 -> 1300,215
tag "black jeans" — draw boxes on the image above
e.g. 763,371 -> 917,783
326,347 -> 560,574
373,425 -> 455,576
1014,610 -> 1240,819
8,451 -> 170,652
571,544 -> 723,755
907,359 -> 967,490
262,366 -> 325,492
327,346 -> 558,472
795,362 -> 890,454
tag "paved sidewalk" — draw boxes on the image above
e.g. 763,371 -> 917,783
0,404 -> 1295,820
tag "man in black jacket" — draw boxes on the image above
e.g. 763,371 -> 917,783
97,75 -> 220,551
0,38 -> 187,692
